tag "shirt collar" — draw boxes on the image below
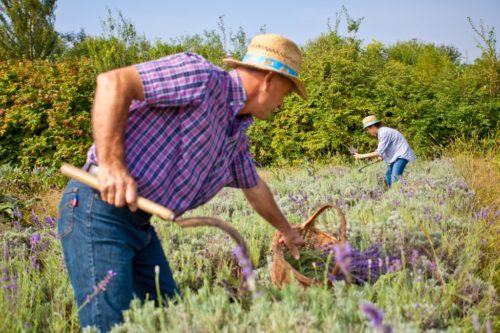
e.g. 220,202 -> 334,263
229,70 -> 253,131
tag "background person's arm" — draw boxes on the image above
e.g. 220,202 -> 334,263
92,66 -> 145,210
354,151 -> 381,160
242,178 -> 305,259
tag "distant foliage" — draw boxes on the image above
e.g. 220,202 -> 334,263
0,12 -> 498,167
249,31 -> 499,164
0,0 -> 59,60
0,59 -> 94,167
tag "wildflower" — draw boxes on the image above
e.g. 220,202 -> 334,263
360,302 -> 393,333
427,261 -> 436,272
79,270 -> 117,311
415,269 -> 423,282
410,250 -> 419,268
474,208 -> 491,220
29,233 -> 41,247
31,211 -> 40,228
232,246 -> 256,292
388,259 -> 402,272
2,272 -> 18,293
94,270 -> 117,294
44,216 -> 56,228
13,207 -> 21,219
333,242 -> 352,274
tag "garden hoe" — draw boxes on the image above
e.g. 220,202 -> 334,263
59,163 -> 256,293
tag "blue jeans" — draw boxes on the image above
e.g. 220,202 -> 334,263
57,180 -> 179,332
385,158 -> 409,187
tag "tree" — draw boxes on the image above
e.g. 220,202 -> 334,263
0,0 -> 58,60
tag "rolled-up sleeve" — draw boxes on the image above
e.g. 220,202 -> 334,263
135,52 -> 210,108
227,135 -> 259,189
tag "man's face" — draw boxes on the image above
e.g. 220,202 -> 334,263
251,73 -> 294,120
366,125 -> 378,136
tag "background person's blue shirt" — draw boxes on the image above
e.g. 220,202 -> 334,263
376,126 -> 416,164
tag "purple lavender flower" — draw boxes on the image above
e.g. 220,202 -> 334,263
29,233 -> 41,247
360,302 -> 393,333
415,269 -> 423,282
44,216 -> 56,228
95,270 -> 117,293
361,302 -> 383,326
2,272 -> 18,294
410,250 -> 419,268
333,242 -> 352,274
31,211 -> 40,228
427,261 -> 436,272
79,270 -> 117,311
388,259 -> 402,273
232,246 -> 256,292
13,207 -> 21,219
474,208 -> 491,220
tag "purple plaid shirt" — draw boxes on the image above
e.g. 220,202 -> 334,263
87,52 -> 259,215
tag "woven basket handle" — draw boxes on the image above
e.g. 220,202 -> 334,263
300,204 -> 347,242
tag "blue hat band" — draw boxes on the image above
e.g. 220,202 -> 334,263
242,54 -> 299,78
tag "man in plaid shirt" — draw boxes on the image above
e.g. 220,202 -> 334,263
58,34 -> 307,332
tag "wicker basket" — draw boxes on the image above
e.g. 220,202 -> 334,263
270,204 -> 347,288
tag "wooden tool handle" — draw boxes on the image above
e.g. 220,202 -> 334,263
60,163 -> 176,221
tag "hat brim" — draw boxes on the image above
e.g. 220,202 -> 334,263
223,58 -> 307,99
363,120 -> 381,129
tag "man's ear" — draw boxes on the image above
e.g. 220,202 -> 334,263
262,72 -> 275,92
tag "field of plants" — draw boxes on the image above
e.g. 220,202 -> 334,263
1,147 -> 498,332
0,3 -> 498,332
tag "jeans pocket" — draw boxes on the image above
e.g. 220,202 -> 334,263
57,187 -> 78,239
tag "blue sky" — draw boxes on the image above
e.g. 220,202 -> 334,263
54,0 -> 499,62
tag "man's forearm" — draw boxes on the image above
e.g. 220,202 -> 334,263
358,151 -> 380,159
92,66 -> 145,166
242,178 -> 293,234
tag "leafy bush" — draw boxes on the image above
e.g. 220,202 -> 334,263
0,59 -> 95,168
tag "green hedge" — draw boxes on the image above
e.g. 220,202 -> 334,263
0,32 -> 498,168
0,59 -> 95,167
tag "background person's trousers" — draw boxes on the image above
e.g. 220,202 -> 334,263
385,158 -> 409,187
57,180 -> 179,332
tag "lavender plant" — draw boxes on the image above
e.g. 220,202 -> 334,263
283,242 -> 399,285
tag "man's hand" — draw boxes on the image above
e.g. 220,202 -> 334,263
98,163 -> 138,211
279,228 -> 305,260
354,153 -> 364,160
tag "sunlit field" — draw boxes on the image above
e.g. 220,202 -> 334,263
1,153 -> 498,332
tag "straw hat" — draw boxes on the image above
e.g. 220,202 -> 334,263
223,34 -> 307,99
362,115 -> 381,129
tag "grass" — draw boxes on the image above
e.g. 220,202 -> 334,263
1,149 -> 499,332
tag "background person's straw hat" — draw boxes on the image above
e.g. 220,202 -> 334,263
223,34 -> 307,99
362,115 -> 382,129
